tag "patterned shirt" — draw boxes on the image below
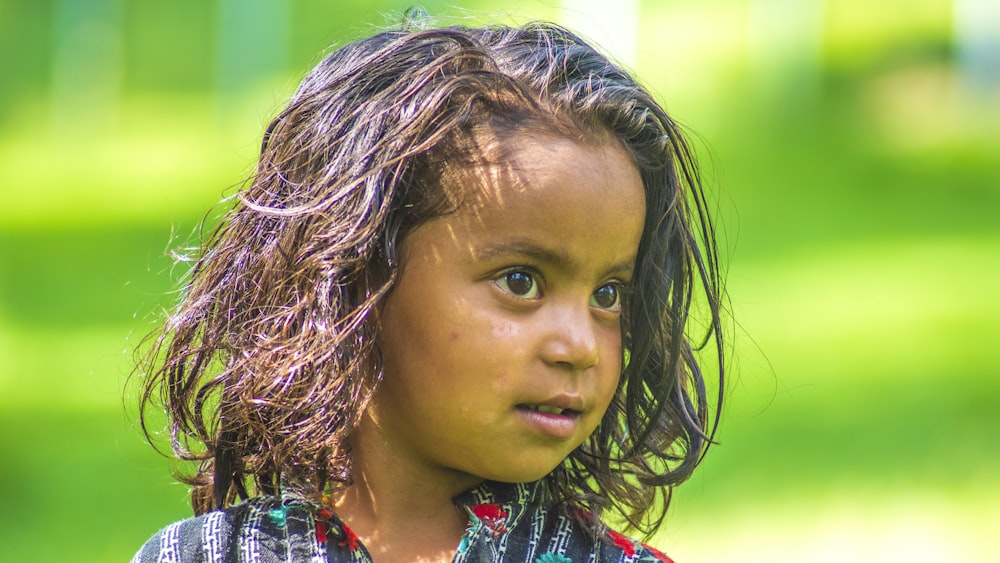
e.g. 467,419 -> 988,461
132,481 -> 674,562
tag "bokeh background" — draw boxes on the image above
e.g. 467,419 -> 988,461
1,0 -> 997,561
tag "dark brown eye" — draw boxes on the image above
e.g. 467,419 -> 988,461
497,270 -> 538,298
591,283 -> 621,311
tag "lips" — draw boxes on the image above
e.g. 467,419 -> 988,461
519,404 -> 581,416
515,394 -> 586,439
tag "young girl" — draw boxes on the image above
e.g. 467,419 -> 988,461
133,19 -> 724,563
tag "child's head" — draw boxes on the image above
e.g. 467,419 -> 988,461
139,21 -> 723,534
368,132 -> 645,494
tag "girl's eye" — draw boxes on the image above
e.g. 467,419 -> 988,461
590,283 -> 622,311
496,270 -> 539,298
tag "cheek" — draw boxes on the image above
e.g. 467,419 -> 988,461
599,331 -> 624,398
600,324 -> 623,361
494,369 -> 510,387
489,318 -> 520,340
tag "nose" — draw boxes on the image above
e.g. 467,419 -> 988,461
539,300 -> 600,371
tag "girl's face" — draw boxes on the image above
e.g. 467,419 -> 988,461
362,133 -> 645,491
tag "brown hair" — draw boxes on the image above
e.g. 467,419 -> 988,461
136,20 -> 725,537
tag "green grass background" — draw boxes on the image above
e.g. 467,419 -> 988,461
1,1 -> 998,561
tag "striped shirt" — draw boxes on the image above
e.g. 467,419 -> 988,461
132,481 -> 674,562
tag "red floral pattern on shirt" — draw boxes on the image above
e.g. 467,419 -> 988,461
337,523 -> 361,551
605,529 -> 674,562
606,530 -> 637,557
314,508 -> 333,543
471,503 -> 509,537
640,541 -> 675,563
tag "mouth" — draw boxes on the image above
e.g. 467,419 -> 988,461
517,404 -> 582,417
516,403 -> 583,439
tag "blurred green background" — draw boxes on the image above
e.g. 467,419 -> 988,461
1,0 -> 997,561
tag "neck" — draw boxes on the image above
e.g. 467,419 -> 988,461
334,415 -> 483,562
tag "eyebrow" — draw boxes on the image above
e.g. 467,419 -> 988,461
471,239 -> 635,277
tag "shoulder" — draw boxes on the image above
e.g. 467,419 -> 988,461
130,496 -> 326,563
461,494 -> 675,562
548,520 -> 675,563
516,513 -> 676,563
457,482 -> 677,563
600,529 -> 676,563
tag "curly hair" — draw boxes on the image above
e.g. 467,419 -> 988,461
136,20 -> 725,537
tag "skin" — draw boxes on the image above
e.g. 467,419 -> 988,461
337,133 -> 646,562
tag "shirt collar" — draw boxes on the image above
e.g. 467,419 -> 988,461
452,480 -> 546,508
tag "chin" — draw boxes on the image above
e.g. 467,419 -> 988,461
481,458 -> 567,485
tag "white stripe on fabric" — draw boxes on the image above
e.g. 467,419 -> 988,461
202,511 -> 226,563
157,521 -> 182,563
238,504 -> 266,562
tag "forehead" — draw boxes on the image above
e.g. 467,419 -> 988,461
412,133 -> 646,268
440,132 -> 643,215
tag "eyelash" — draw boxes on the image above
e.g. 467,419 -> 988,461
494,269 -> 541,300
591,281 -> 625,312
492,269 -> 626,312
